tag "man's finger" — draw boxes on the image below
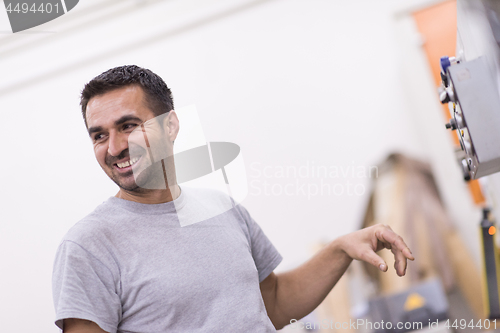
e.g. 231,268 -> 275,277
376,227 -> 415,261
391,246 -> 407,276
360,248 -> 388,272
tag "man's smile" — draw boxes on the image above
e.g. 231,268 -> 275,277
115,156 -> 140,169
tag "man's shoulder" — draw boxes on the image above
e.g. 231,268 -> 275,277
61,197 -> 119,246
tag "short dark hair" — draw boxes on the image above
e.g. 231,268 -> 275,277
80,65 -> 174,127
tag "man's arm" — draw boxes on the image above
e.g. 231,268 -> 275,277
63,319 -> 108,333
259,224 -> 414,330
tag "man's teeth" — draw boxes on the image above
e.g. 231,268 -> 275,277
117,157 -> 139,169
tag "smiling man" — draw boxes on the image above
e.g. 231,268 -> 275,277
52,65 -> 414,333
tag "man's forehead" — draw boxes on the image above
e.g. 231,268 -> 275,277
86,86 -> 151,127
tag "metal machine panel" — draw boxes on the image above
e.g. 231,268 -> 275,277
448,57 -> 500,179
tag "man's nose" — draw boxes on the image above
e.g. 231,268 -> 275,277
108,132 -> 128,157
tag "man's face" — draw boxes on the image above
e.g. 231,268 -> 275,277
86,85 -> 169,191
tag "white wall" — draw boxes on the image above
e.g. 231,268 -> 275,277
0,0 -> 470,332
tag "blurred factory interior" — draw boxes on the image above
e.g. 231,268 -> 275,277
2,0 -> 500,332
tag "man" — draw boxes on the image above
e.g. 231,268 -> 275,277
52,65 -> 414,333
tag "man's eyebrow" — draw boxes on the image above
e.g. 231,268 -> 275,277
87,115 -> 143,136
88,126 -> 103,136
115,115 -> 143,126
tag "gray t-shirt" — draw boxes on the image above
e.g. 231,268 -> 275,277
52,187 -> 282,332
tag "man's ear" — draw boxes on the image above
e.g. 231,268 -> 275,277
163,110 -> 179,143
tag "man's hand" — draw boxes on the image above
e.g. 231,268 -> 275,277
337,224 -> 414,276
260,224 -> 414,329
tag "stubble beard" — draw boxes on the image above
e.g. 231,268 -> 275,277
105,145 -> 176,193
110,160 -> 172,192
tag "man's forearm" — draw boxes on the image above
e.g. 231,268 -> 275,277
270,238 -> 352,329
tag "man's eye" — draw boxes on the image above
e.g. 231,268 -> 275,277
94,134 -> 104,141
124,124 -> 138,130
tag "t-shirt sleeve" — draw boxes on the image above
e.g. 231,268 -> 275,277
52,240 -> 121,333
235,204 -> 283,283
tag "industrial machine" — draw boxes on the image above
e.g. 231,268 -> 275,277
439,0 -> 500,181
438,0 -> 500,319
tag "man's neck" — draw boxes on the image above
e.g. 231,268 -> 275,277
115,184 -> 181,204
